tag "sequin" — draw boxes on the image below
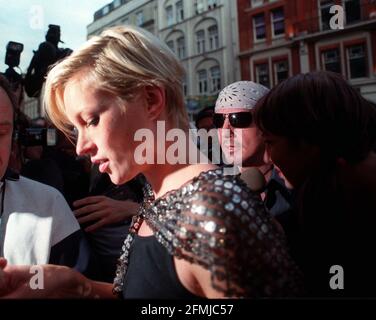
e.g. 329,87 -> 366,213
215,179 -> 224,186
232,194 -> 241,203
204,221 -> 217,233
224,202 -> 235,211
248,208 -> 256,217
224,181 -> 233,189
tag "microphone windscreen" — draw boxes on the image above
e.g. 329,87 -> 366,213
240,167 -> 266,192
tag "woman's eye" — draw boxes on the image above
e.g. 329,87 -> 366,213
86,117 -> 99,128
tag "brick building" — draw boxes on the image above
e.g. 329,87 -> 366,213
237,0 -> 376,102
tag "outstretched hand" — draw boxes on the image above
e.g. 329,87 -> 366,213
73,196 -> 140,232
0,258 -> 90,299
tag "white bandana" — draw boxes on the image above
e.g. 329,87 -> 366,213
215,81 -> 269,113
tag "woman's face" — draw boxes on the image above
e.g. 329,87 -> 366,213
263,132 -> 320,188
63,78 -> 148,185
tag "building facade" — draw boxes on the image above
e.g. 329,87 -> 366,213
157,0 -> 240,116
237,0 -> 376,102
87,0 -> 157,37
87,0 -> 241,118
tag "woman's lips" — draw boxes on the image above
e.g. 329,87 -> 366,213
99,161 -> 109,173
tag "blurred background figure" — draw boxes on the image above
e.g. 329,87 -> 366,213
73,166 -> 144,283
194,106 -> 216,163
24,24 -> 72,98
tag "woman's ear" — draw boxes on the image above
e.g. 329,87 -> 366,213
144,85 -> 166,121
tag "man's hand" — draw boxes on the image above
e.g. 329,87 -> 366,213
73,196 -> 140,232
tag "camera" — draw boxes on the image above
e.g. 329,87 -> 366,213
15,128 -> 57,147
3,41 -> 24,91
5,41 -> 24,68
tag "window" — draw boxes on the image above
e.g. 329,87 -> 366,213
177,37 -> 185,59
256,64 -> 270,88
320,0 -> 335,31
198,69 -> 208,94
345,0 -> 361,24
195,0 -> 205,14
322,48 -> 341,73
208,0 -> 218,9
136,11 -> 144,26
196,30 -> 205,54
167,40 -> 175,53
253,14 -> 266,41
166,5 -> 174,26
102,5 -> 110,15
274,60 -> 289,84
113,0 -> 121,8
121,17 -> 129,25
210,66 -> 221,93
208,25 -> 219,50
176,1 -> 184,22
272,8 -> 285,37
251,0 -> 263,8
347,44 -> 367,78
182,76 -> 188,96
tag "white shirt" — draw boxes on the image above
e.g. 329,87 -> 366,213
0,176 -> 79,265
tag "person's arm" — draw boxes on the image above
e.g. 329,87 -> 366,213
0,258 -> 116,299
73,196 -> 140,232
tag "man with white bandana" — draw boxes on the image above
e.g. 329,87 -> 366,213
214,81 -> 292,217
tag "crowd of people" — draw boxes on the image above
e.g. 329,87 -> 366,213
0,25 -> 375,299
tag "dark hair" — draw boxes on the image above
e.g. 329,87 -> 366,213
255,72 -> 376,284
0,74 -> 17,113
254,71 -> 376,164
195,106 -> 214,128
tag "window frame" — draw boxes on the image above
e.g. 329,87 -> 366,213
253,13 -> 266,42
271,7 -> 285,38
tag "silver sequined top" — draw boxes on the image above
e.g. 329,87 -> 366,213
114,167 -> 303,297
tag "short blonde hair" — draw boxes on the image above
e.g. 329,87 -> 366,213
44,25 -> 188,136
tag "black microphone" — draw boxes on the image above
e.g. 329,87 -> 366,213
240,167 -> 266,192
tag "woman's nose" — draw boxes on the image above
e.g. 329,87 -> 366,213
75,132 -> 95,157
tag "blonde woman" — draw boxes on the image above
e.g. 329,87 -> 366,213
0,26 -> 302,298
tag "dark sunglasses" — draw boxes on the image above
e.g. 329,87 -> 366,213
213,112 -> 253,128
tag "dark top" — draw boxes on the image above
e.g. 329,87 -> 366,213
122,234 -> 201,299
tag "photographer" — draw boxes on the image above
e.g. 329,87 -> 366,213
24,24 -> 72,98
20,118 -> 65,193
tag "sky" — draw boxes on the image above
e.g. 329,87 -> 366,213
0,0 -> 110,73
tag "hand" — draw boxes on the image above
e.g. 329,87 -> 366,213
73,196 -> 140,232
0,258 -> 90,298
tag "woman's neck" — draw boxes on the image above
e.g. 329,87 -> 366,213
143,136 -> 217,199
